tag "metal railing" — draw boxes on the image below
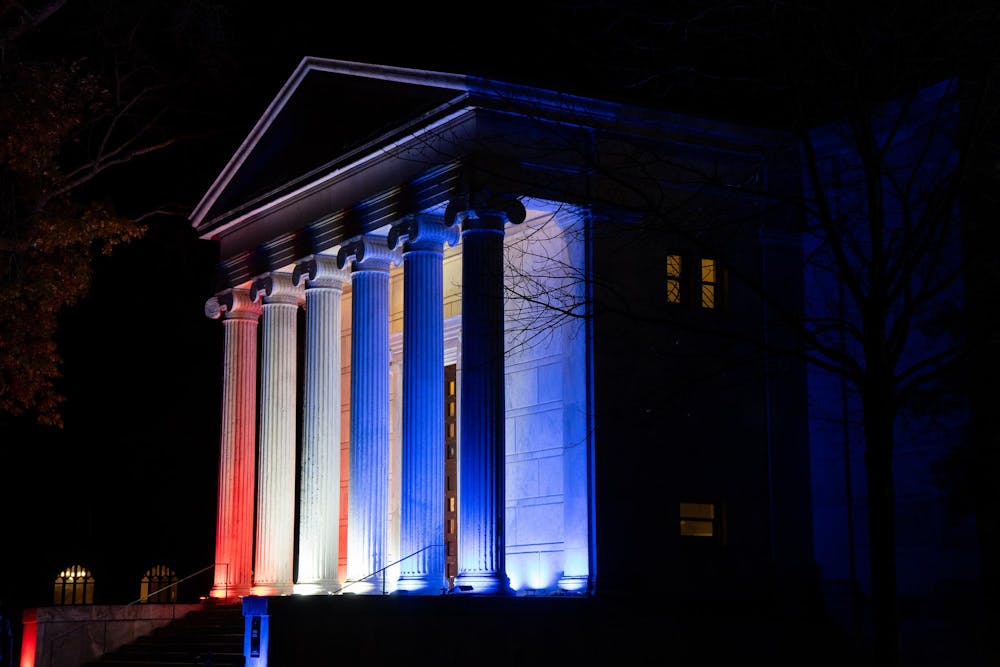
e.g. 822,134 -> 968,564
36,563 -> 222,666
332,544 -> 446,595
127,563 -> 223,606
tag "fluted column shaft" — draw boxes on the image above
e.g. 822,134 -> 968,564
206,289 -> 262,599
338,236 -> 401,594
251,272 -> 302,596
452,198 -> 522,596
392,217 -> 458,594
294,255 -> 350,594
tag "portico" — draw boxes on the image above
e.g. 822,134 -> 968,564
195,59 -> 596,600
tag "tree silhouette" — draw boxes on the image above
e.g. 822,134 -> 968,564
0,0 -> 232,425
434,3 -> 997,664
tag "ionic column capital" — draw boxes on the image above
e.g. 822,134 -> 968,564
205,288 -> 263,321
336,234 -> 402,273
293,254 -> 351,290
388,215 -> 459,252
250,271 -> 303,306
444,191 -> 526,231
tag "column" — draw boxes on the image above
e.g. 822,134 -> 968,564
293,254 -> 351,595
337,235 -> 401,594
391,216 -> 459,594
206,288 -> 262,599
450,193 -> 524,595
250,271 -> 303,596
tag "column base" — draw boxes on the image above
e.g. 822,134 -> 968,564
557,574 -> 591,594
249,583 -> 294,596
395,575 -> 449,596
292,580 -> 340,595
210,584 -> 251,600
340,576 -> 384,595
453,572 -> 513,596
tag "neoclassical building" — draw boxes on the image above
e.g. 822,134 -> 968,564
191,57 -> 816,610
193,59 -> 617,601
191,58 -> 980,629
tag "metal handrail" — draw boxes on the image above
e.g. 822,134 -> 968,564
332,544 -> 446,595
127,563 -> 222,606
38,563 -> 221,657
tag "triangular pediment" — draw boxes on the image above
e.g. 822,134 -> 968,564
191,58 -> 473,233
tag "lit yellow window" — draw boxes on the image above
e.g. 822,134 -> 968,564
139,565 -> 178,604
667,254 -> 683,303
54,564 -> 95,605
679,502 -> 716,538
701,258 -> 716,309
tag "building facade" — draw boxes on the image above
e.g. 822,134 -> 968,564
192,58 -> 981,638
191,58 -> 814,605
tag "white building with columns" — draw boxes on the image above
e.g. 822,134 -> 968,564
195,59 -> 603,599
192,57 -> 813,605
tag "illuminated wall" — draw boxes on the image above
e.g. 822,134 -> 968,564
329,200 -> 591,594
501,203 -> 590,593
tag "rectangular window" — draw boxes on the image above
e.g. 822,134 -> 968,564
701,258 -> 716,309
679,502 -> 716,538
667,254 -> 683,303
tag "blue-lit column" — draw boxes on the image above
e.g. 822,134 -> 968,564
293,254 -> 351,595
205,289 -> 262,599
250,271 -> 303,596
451,194 -> 524,595
390,216 -> 459,594
337,236 -> 401,594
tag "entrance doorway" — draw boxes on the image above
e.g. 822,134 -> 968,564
444,364 -> 457,588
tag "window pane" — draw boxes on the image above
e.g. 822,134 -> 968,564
680,502 -> 715,520
680,519 -> 714,537
667,254 -> 682,277
701,284 -> 715,309
667,279 -> 681,303
701,258 -> 715,283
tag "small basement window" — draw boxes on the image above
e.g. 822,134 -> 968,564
679,502 -> 718,539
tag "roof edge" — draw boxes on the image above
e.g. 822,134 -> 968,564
189,58 -> 473,228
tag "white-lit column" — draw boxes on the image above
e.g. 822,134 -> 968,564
206,289 -> 262,599
293,254 -> 350,595
451,194 -> 524,595
250,271 -> 303,596
390,216 -> 459,594
337,236 -> 401,594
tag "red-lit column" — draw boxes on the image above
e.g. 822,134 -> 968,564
205,288 -> 262,599
450,192 -> 524,595
250,271 -> 303,596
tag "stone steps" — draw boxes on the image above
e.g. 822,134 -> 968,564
82,602 -> 245,667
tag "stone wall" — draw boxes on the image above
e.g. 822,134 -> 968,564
21,603 -> 202,667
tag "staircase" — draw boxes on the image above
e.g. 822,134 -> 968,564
83,601 -> 245,666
